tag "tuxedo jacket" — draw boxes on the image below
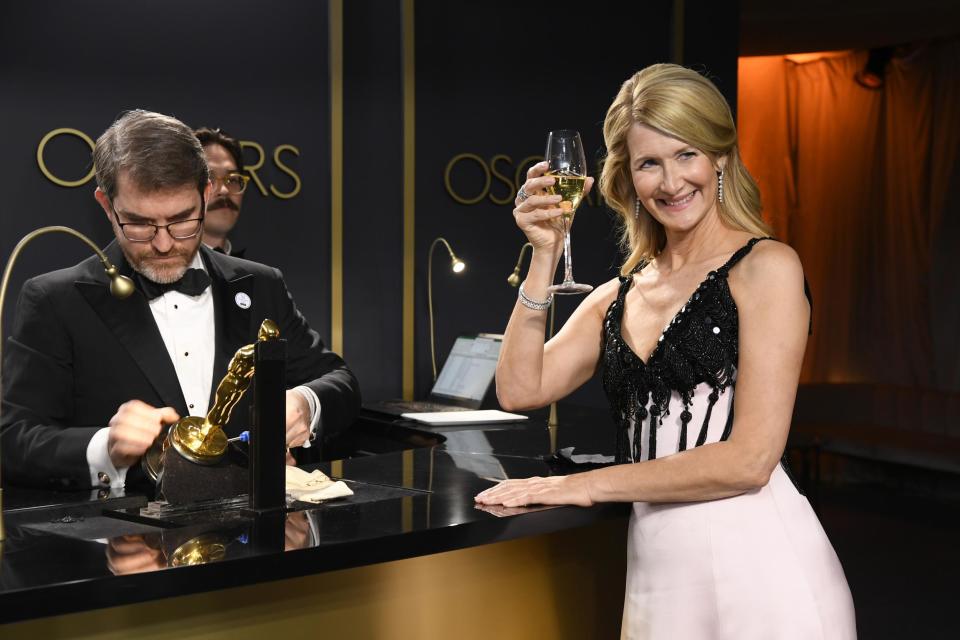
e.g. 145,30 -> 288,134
1,243 -> 360,489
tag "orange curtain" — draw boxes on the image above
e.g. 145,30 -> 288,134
739,40 -> 960,390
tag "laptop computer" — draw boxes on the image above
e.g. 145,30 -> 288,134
366,333 -> 503,416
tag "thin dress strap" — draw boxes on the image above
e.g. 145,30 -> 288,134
612,258 -> 648,304
629,258 -> 649,276
711,236 -> 813,333
715,236 -> 772,277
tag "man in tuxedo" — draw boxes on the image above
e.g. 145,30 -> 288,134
194,127 -> 247,257
1,110 -> 360,491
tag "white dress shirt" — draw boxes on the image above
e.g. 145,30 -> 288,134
86,253 -> 320,489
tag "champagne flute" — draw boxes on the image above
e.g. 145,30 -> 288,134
545,129 -> 593,294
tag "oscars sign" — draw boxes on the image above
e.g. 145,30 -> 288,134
443,152 -> 603,208
36,127 -> 303,199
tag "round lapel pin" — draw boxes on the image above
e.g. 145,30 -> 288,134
234,292 -> 251,309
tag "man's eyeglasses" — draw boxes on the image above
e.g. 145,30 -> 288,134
111,207 -> 205,243
210,172 -> 250,195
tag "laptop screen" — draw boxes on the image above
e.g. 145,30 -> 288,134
430,334 -> 502,403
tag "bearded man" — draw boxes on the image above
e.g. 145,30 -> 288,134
1,110 -> 360,490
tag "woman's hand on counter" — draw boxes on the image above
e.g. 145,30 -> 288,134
474,473 -> 595,508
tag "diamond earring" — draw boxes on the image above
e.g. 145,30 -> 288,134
635,198 -> 641,219
717,170 -> 725,204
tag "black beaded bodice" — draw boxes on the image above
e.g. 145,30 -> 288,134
601,237 -> 769,464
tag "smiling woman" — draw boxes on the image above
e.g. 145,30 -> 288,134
627,126 -> 723,234
480,63 -> 856,639
600,65 -> 768,275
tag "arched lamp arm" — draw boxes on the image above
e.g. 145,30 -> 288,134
0,225 -> 135,542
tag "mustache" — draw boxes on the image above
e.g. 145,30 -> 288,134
138,245 -> 194,261
208,197 -> 240,212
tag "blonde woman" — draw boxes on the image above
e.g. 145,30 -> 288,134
476,64 -> 856,638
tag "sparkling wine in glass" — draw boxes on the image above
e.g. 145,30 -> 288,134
545,129 -> 593,294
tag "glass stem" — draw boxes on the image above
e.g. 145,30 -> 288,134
561,215 -> 575,284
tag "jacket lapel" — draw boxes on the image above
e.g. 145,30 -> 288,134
74,242 -> 187,413
202,246 -> 254,408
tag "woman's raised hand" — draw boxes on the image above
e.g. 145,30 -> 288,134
514,161 -> 594,256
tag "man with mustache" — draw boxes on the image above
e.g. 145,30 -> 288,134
1,110 -> 361,490
194,127 -> 246,258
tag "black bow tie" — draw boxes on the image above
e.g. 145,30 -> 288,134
137,268 -> 212,300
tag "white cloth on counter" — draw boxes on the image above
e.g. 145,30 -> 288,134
285,465 -> 353,504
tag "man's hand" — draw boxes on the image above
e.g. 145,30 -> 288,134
106,400 -> 179,469
106,534 -> 165,575
284,389 -> 311,449
284,512 -> 310,550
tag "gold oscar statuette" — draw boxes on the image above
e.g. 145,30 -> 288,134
142,319 -> 280,482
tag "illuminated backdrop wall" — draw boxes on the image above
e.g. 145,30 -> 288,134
0,0 -> 332,342
0,0 -> 739,408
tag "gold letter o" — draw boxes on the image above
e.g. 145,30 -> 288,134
37,128 -> 97,187
444,153 -> 490,205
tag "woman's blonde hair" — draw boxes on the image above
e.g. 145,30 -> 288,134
599,64 -> 769,274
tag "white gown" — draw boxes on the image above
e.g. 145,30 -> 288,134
620,382 -> 856,639
600,238 -> 856,639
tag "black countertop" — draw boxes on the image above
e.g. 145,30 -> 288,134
0,406 -> 629,624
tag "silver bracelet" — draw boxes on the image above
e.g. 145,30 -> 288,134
518,280 -> 553,311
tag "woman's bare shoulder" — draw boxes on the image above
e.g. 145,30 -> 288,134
736,239 -> 803,286
729,239 -> 806,311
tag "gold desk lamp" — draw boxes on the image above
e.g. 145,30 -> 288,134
507,242 -> 559,431
0,226 -> 136,542
427,237 -> 465,381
